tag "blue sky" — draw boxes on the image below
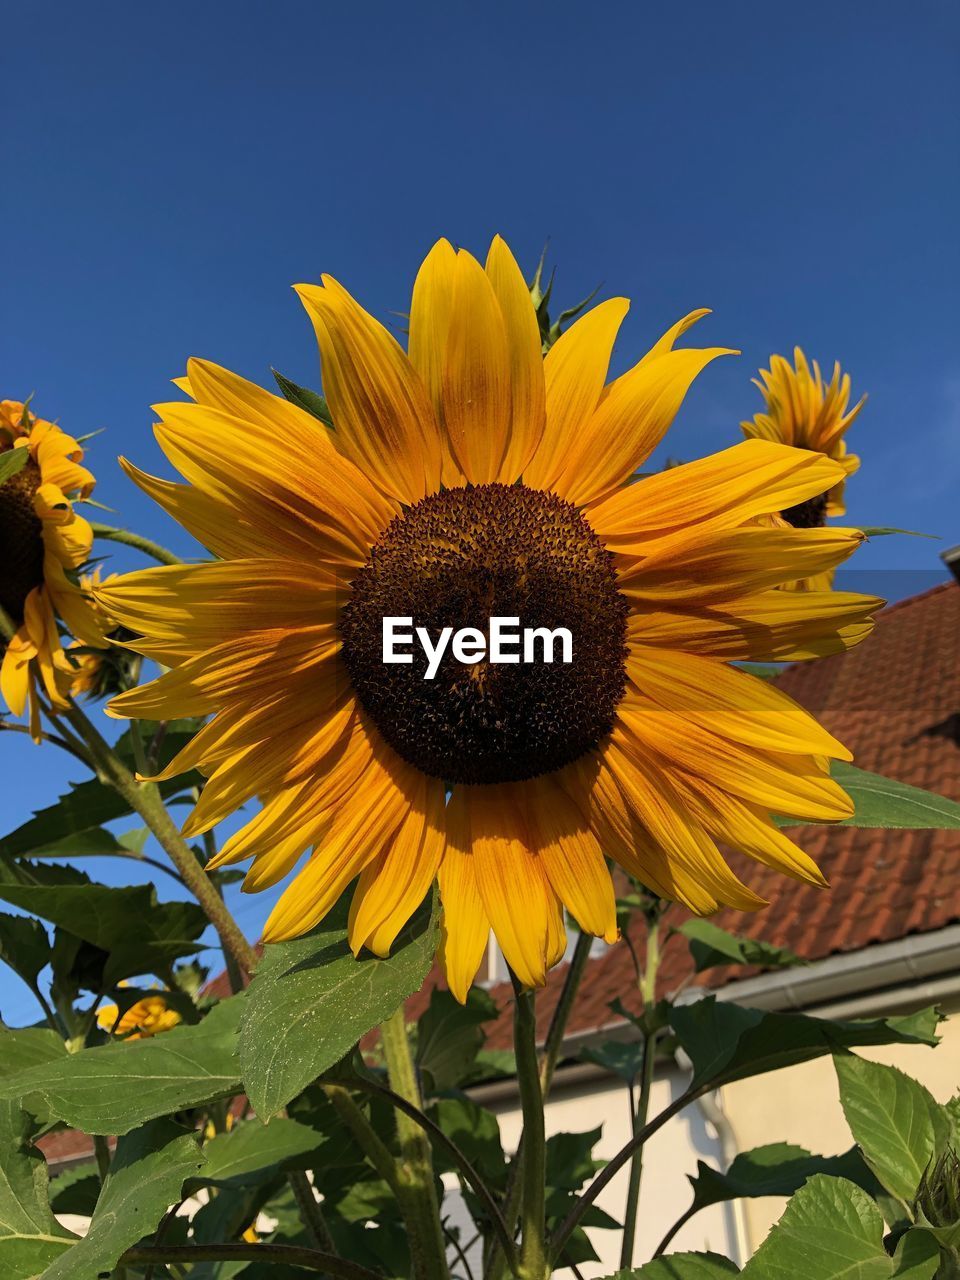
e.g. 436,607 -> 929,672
3,1 -> 958,1022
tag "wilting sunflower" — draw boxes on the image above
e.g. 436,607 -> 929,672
742,349 -> 865,590
97,238 -> 881,999
0,400 -> 106,738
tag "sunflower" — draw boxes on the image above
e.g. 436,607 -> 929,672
741,350 -> 865,590
96,988 -> 182,1039
0,400 -> 107,738
97,238 -> 881,999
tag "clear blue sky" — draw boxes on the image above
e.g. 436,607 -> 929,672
3,1 -> 958,1022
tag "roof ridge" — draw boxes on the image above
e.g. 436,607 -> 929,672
876,578 -> 955,617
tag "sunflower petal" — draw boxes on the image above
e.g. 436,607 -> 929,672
262,755 -> 418,942
485,235 -> 546,480
553,339 -> 736,506
349,773 -> 446,955
439,249 -> 512,484
408,238 -> 465,487
617,526 -> 866,603
626,588 -> 881,661
297,278 -> 442,502
587,440 -> 847,554
459,786 -> 565,989
524,298 -> 629,493
530,777 -> 618,942
438,821 -> 490,1005
625,646 -> 852,759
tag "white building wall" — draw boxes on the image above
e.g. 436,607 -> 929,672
483,1064 -> 739,1277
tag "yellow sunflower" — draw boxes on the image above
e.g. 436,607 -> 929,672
97,238 -> 881,999
97,988 -> 182,1039
742,348 -> 865,519
0,400 -> 106,739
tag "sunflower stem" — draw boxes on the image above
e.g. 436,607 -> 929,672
618,914 -> 662,1270
488,933 -> 592,1280
379,1006 -> 450,1280
512,977 -> 549,1280
323,1083 -> 403,1190
57,697 -> 258,979
89,522 -> 184,566
287,1168 -> 336,1254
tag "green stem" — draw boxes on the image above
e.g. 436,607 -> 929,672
59,698 -> 257,978
27,979 -> 64,1037
380,1007 -> 450,1280
548,1089 -> 701,1263
653,1202 -> 699,1259
288,1168 -> 336,1254
0,719 -> 91,764
513,981 -> 548,1280
540,929 -> 591,1096
618,1033 -> 657,1269
193,787 -> 245,996
90,523 -> 184,566
350,1076 -> 519,1274
618,916 -> 662,1271
488,933 -> 592,1280
323,1083 -> 402,1192
94,1134 -> 111,1184
121,1243 -> 383,1279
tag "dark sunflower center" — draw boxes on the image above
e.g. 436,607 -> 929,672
0,456 -> 44,624
782,491 -> 828,529
339,483 -> 629,784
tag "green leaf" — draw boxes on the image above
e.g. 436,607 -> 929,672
0,877 -> 207,985
0,447 -> 30,486
674,920 -> 804,974
0,1099 -> 76,1279
0,1026 -> 68,1079
546,1128 -> 605,1193
0,772 -> 196,859
426,1095 -> 507,1191
741,1175 -> 940,1279
854,528 -> 938,539
48,1167 -> 101,1217
0,911 -> 50,986
40,1119 -> 205,1280
239,896 -> 439,1117
581,1038 -> 646,1085
191,1116 -> 330,1187
830,763 -> 960,830
271,369 -> 334,426
601,1251 -> 740,1277
835,1054 -> 948,1207
0,996 -> 242,1134
670,997 -> 940,1091
688,1143 -> 877,1211
415,985 -> 497,1094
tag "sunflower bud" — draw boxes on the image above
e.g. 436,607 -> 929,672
915,1147 -> 960,1233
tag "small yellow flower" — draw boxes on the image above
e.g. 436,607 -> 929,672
0,400 -> 107,737
242,1225 -> 260,1244
97,990 -> 181,1039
